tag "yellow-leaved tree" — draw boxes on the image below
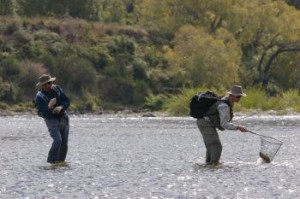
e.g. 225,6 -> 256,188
137,0 -> 300,92
223,0 -> 300,91
164,25 -> 242,89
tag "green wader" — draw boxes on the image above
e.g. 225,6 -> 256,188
197,118 -> 222,165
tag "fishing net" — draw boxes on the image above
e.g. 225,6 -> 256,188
258,135 -> 283,163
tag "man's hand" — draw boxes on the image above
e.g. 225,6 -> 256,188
48,98 -> 57,109
52,106 -> 63,114
237,125 -> 248,132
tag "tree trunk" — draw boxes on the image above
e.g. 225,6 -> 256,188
261,42 -> 300,88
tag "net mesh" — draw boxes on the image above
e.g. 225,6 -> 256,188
259,136 -> 283,163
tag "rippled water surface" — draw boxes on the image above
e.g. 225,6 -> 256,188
1,114 -> 300,199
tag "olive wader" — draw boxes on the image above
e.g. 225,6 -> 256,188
196,100 -> 232,165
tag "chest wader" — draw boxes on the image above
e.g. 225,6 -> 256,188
196,100 -> 233,165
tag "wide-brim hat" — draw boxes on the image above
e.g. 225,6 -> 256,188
226,85 -> 247,97
36,74 -> 56,87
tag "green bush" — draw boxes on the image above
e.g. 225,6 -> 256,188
132,58 -> 148,80
56,56 -> 97,94
38,52 -> 57,72
236,87 -> 267,111
5,22 -> 20,35
161,87 -> 300,116
280,89 -> 300,108
0,55 -> 21,81
239,88 -> 300,112
12,30 -> 32,44
0,80 -> 20,103
19,62 -> 47,100
70,90 -> 101,112
132,80 -> 150,105
33,30 -> 70,56
100,77 -> 135,104
34,30 -> 61,44
144,94 -> 167,111
162,87 -> 211,116
263,97 -> 284,111
79,45 -> 112,71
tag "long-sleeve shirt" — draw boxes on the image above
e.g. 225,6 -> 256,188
217,102 -> 238,130
35,85 -> 70,119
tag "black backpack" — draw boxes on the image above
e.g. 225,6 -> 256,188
189,91 -> 221,119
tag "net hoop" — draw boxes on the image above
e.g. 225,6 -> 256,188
260,135 -> 283,146
259,135 -> 283,162
247,131 -> 283,163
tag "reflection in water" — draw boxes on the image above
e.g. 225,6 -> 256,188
0,114 -> 300,198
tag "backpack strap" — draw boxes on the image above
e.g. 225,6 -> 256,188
34,91 -> 49,106
221,98 -> 233,120
51,85 -> 61,97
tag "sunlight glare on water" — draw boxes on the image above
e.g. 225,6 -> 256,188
0,114 -> 300,198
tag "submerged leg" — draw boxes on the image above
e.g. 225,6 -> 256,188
197,119 -> 222,165
45,119 -> 62,163
58,115 -> 69,162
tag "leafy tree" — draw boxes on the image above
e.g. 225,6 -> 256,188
47,0 -> 69,16
99,0 -> 133,23
224,0 -> 300,91
165,25 -> 241,89
16,0 -> 47,16
136,0 -> 233,33
16,0 -> 100,20
0,0 -> 14,16
137,0 -> 300,93
135,0 -> 173,32
285,0 -> 300,9
272,53 -> 300,89
69,0 -> 100,21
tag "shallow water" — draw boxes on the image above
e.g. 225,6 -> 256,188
1,114 -> 300,199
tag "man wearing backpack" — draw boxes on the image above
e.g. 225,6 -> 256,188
197,85 -> 248,166
34,74 -> 70,165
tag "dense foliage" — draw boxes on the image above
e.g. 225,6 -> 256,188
1,0 -> 300,114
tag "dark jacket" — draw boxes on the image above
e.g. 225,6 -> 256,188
35,84 -> 70,119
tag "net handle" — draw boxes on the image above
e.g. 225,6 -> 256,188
247,131 -> 283,144
247,130 -> 262,136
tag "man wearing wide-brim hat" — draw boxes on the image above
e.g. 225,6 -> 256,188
36,74 -> 56,87
196,85 -> 248,166
34,74 -> 71,166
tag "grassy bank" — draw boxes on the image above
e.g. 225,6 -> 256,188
1,87 -> 300,117
160,87 -> 300,116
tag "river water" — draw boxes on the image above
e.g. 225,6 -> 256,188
0,114 -> 299,199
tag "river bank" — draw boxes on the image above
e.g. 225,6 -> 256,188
0,108 -> 163,117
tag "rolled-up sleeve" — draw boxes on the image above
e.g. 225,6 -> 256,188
218,103 -> 238,130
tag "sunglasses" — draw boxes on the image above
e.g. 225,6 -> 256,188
236,96 -> 242,99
